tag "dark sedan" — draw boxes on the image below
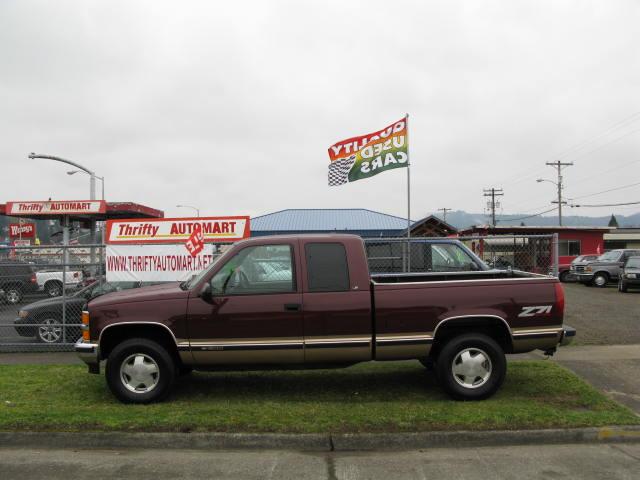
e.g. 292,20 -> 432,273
14,281 -> 143,343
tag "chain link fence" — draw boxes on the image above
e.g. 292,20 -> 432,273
365,235 -> 557,275
0,244 -> 106,352
0,235 -> 556,353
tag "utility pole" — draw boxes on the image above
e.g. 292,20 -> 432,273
546,161 -> 573,226
483,188 -> 504,227
437,208 -> 452,223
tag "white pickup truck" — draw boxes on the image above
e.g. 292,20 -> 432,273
36,270 -> 84,297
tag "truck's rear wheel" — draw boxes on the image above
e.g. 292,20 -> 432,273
105,338 -> 176,404
436,333 -> 506,400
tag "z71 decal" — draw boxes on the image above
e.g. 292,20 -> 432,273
518,305 -> 553,317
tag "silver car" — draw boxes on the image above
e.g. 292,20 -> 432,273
576,249 -> 640,287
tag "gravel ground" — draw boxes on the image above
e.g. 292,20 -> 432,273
563,282 -> 640,345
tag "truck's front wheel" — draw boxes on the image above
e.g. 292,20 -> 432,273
105,338 -> 176,404
436,333 -> 506,400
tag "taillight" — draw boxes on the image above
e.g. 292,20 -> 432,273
554,282 -> 565,320
30,273 -> 37,283
81,311 -> 90,341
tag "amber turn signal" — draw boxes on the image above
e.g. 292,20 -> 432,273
81,311 -> 90,341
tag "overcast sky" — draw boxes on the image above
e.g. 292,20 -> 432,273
1,0 -> 639,222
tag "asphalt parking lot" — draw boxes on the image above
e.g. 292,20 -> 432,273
563,282 -> 640,345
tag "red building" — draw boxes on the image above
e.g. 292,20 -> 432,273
458,225 -> 609,274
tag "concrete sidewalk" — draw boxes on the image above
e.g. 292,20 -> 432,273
2,345 -> 640,414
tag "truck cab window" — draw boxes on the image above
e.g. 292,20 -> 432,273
305,243 -> 350,292
211,245 -> 295,295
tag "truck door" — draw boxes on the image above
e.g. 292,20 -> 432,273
187,241 -> 304,365
300,240 -> 372,363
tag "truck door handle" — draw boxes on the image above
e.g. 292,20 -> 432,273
284,303 -> 301,312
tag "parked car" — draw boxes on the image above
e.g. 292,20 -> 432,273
76,234 -> 574,404
618,256 -> 640,293
35,269 -> 84,297
0,259 -> 39,304
15,280 -> 143,344
562,254 -> 600,282
575,249 -> 640,287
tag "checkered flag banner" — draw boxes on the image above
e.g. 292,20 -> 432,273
328,155 -> 355,186
327,116 -> 408,187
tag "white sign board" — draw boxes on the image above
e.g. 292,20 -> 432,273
105,216 -> 250,244
6,200 -> 106,215
106,244 -> 217,282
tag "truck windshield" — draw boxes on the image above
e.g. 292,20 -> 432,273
597,251 -> 621,262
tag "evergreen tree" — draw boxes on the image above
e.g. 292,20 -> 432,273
608,214 -> 619,228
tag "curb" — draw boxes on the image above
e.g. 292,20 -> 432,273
1,427 -> 639,451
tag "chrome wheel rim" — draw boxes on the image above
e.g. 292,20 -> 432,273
47,284 -> 61,296
594,275 -> 607,286
38,318 -> 62,343
452,348 -> 492,389
120,354 -> 160,394
6,290 -> 20,304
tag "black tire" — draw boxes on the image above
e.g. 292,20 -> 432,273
105,338 -> 176,404
593,272 -> 609,288
436,333 -> 506,401
619,280 -> 628,293
419,358 -> 435,371
4,286 -> 23,305
45,280 -> 63,297
559,271 -> 571,283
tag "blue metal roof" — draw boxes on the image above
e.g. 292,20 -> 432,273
251,209 -> 410,236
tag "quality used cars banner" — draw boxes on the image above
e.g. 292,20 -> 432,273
327,116 -> 408,186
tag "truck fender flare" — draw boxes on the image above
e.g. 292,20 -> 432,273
98,322 -> 179,350
432,314 -> 513,341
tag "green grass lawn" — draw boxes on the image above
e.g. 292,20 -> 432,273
0,361 -> 637,433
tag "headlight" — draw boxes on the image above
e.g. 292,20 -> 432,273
585,266 -> 592,272
18,310 -> 29,318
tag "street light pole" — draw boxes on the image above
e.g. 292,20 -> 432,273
68,171 -> 105,200
29,153 -> 101,273
538,161 -> 573,226
176,204 -> 200,217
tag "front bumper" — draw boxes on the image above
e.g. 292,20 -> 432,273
576,273 -> 594,282
75,339 -> 100,374
560,325 -> 576,346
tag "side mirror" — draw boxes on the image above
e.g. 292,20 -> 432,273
200,282 -> 213,303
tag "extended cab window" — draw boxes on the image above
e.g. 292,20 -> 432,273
305,243 -> 349,292
211,244 -> 295,295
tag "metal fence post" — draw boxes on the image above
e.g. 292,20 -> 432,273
552,232 -> 559,277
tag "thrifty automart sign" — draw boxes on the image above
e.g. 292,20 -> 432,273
105,217 -> 250,244
106,244 -> 217,282
6,200 -> 106,215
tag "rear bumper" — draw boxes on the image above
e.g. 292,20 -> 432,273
560,325 -> 576,346
75,339 -> 100,374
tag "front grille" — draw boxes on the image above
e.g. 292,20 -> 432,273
575,266 -> 586,273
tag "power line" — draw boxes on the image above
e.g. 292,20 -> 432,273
545,161 -> 573,226
570,201 -> 640,208
569,181 -> 640,201
497,207 -> 559,223
437,207 -> 452,223
555,111 -> 640,162
483,188 -> 503,227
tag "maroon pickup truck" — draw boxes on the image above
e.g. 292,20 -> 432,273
76,234 -> 575,404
